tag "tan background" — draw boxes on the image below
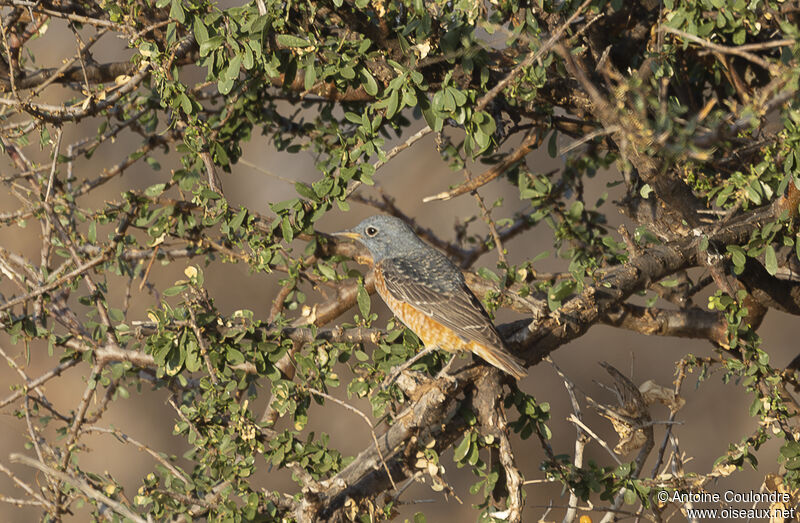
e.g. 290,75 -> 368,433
0,18 -> 797,523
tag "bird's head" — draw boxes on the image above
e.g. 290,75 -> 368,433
333,215 -> 425,263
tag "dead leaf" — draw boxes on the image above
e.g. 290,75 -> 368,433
639,380 -> 686,414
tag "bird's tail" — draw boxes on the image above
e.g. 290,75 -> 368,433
469,342 -> 527,380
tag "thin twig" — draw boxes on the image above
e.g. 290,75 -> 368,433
44,127 -> 63,202
0,462 -> 55,510
422,130 -> 541,202
306,387 -> 397,491
455,160 -> 511,266
29,29 -> 108,97
3,1 -> 128,30
84,426 -> 190,485
10,453 -> 146,523
0,358 -> 81,409
345,125 -> 433,198
661,26 -> 781,73
474,0 -> 595,112
199,150 -> 223,195
566,414 -> 623,466
548,357 -> 589,523
61,363 -> 103,473
0,255 -> 107,313
0,495 -> 44,506
650,360 -> 689,478
558,125 -> 619,155
379,346 -> 439,390
187,304 -> 220,385
138,245 -> 159,291
494,402 -> 524,521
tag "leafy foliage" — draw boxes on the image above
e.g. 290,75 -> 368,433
0,0 -> 800,521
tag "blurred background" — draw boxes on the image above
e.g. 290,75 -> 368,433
1,15 -> 798,523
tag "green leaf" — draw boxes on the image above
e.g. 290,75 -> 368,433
295,182 -> 316,199
344,112 -> 363,125
226,348 -> 245,365
361,69 -> 378,96
385,89 -> 399,118
317,262 -> 336,280
217,75 -> 234,95
179,93 -> 193,115
276,34 -> 312,48
281,216 -> 294,242
453,435 -> 471,461
304,62 -> 317,91
108,308 -> 124,322
193,17 -> 209,45
467,443 -> 479,465
781,442 -> 800,459
727,245 -> 746,272
764,245 -> 777,275
749,396 -> 762,417
449,87 -> 466,106
163,284 -> 187,296
357,284 -> 370,318
227,54 -> 242,80
145,183 -> 166,197
145,157 -> 161,171
419,95 -> 438,130
312,177 -> 334,197
547,131 -> 558,157
185,341 -> 201,372
548,279 -> 577,310
199,36 -> 223,57
169,0 -> 185,23
164,345 -> 185,376
477,267 -> 500,283
230,207 -> 247,231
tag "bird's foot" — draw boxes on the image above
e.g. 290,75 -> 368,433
379,346 -> 437,391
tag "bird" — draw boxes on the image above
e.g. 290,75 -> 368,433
333,215 -> 527,379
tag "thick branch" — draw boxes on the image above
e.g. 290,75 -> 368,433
601,303 -> 727,345
1,60 -> 137,91
508,184 -> 799,361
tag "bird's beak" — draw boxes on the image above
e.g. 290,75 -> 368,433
331,230 -> 372,265
331,230 -> 362,241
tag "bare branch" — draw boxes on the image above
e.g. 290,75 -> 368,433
661,26 -> 785,73
422,131 -> 541,202
10,453 -> 146,523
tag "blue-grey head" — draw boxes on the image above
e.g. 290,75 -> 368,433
333,215 -> 427,262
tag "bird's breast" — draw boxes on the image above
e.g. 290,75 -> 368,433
373,266 -> 464,352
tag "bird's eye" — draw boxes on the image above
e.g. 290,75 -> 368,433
365,226 -> 378,237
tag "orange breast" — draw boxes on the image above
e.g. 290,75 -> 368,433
373,266 -> 467,353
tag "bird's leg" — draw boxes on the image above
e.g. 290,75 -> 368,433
434,353 -> 459,390
381,345 -> 439,389
436,352 -> 458,377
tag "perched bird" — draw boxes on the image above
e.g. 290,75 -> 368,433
333,215 -> 527,379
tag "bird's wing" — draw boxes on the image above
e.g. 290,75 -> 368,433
378,254 -> 506,349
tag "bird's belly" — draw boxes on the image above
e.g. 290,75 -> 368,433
375,284 -> 464,352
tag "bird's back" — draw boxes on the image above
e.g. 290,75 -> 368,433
375,249 -> 526,378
